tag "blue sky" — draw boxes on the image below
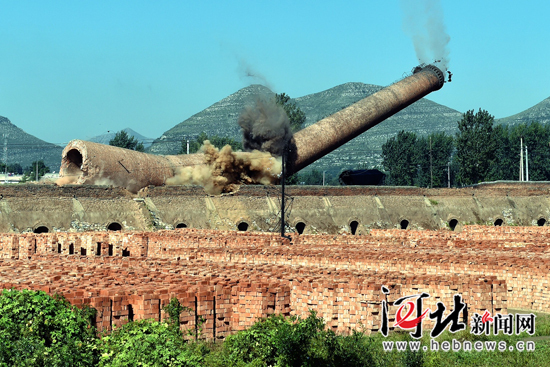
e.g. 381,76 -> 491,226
1,1 -> 549,146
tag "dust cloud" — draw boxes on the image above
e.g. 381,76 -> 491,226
55,169 -> 118,189
55,175 -> 79,185
166,141 -> 282,195
166,96 -> 293,194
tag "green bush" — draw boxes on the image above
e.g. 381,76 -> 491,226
220,311 -> 376,367
0,288 -> 98,367
97,319 -> 204,367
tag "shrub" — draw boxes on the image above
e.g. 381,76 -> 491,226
0,288 -> 98,366
97,319 -> 204,367
221,311 -> 377,367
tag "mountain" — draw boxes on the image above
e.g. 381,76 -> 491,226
87,128 -> 153,148
147,84 -> 273,155
0,116 -> 63,171
497,97 -> 550,126
147,82 -> 462,174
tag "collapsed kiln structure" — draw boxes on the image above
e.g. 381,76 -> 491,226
59,65 -> 446,191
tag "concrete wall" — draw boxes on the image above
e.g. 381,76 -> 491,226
2,182 -> 550,233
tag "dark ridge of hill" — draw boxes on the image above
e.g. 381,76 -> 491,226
147,85 -> 274,155
146,82 -> 462,174
87,128 -> 153,148
0,116 -> 62,171
497,97 -> 550,126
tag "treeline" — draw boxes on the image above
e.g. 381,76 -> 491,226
382,109 -> 550,187
0,160 -> 50,182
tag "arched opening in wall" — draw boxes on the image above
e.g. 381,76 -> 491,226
65,149 -> 83,177
96,243 -> 101,256
494,219 -> 504,226
449,219 -> 459,231
296,222 -> 306,234
175,223 -> 187,229
107,222 -> 122,231
400,220 -> 409,230
538,218 -> 546,226
237,222 -> 249,231
81,247 -> 87,256
69,244 -> 74,255
350,221 -> 359,235
127,304 -> 134,322
57,243 -> 61,254
108,244 -> 113,256
122,248 -> 130,257
34,226 -> 49,234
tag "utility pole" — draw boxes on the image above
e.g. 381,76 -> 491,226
429,136 -> 433,188
187,139 -> 190,155
323,171 -> 326,186
3,134 -> 7,184
447,162 -> 451,188
525,145 -> 529,182
280,144 -> 290,240
36,161 -> 39,182
520,137 -> 524,182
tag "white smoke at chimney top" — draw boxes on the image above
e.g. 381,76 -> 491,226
400,0 -> 451,71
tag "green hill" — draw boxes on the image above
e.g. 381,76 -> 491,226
87,128 -> 153,148
147,84 -> 273,155
0,116 -> 63,172
497,96 -> 550,126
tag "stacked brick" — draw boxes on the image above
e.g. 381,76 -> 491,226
0,225 -> 548,338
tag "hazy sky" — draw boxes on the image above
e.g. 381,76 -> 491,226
1,1 -> 549,146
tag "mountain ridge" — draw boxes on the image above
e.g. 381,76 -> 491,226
496,96 -> 550,126
0,116 -> 62,171
87,128 -> 153,148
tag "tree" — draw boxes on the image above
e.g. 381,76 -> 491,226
179,132 -> 243,154
510,122 -> 550,181
275,93 -> 306,133
97,319 -> 202,366
0,289 -> 98,366
298,169 -> 324,185
285,173 -> 300,185
0,162 -> 23,174
487,124 -> 515,181
489,121 -> 550,181
415,133 -> 454,188
20,160 -> 50,182
109,130 -> 145,152
381,131 -> 419,186
455,109 -> 497,185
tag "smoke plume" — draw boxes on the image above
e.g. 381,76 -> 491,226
237,58 -> 273,90
238,97 -> 293,157
400,0 -> 450,70
166,141 -> 282,195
